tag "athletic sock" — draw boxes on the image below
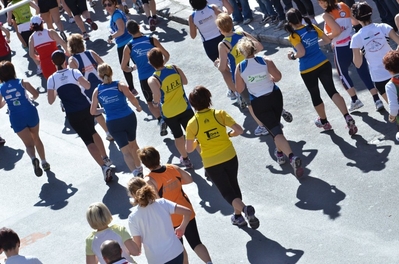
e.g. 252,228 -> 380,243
234,214 -> 241,218
183,156 -> 188,160
288,153 -> 294,160
343,113 -> 349,119
320,118 -> 328,125
41,160 -> 47,165
351,95 -> 358,103
157,116 -> 161,121
372,94 -> 380,102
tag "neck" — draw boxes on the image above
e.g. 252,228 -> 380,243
5,247 -> 19,258
151,165 -> 162,171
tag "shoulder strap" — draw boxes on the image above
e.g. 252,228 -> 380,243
85,51 -> 98,70
73,54 -> 84,73
213,109 -> 225,127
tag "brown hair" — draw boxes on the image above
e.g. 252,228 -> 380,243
67,33 -> 85,54
215,13 -> 233,33
383,50 -> 399,74
189,86 -> 212,111
127,178 -> 157,207
137,146 -> 161,170
98,63 -> 113,84
0,61 -> 16,82
147,48 -> 164,69
102,0 -> 117,5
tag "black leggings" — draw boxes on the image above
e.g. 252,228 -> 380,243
177,218 -> 202,250
374,79 -> 389,96
205,156 -> 241,205
300,61 -> 338,107
117,45 -> 135,90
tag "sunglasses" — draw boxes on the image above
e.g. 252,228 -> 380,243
103,3 -> 113,7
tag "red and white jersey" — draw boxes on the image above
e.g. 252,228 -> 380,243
32,29 -> 57,60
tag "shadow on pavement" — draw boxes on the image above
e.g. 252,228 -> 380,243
108,141 -> 130,173
154,17 -> 188,43
242,227 -> 304,264
296,176 -> 346,220
0,146 -> 24,171
34,171 -> 78,210
327,132 -> 390,173
102,175 -> 132,219
190,170 -> 232,216
62,116 -> 77,135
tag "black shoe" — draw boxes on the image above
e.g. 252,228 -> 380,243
32,158 -> 43,177
244,205 -> 260,229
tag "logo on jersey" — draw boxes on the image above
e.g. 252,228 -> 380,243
339,11 -> 346,18
204,128 -> 220,140
6,88 -> 16,93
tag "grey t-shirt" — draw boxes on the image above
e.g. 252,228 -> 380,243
5,255 -> 42,264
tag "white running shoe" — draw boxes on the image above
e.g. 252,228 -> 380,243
348,99 -> 364,112
103,157 -> 113,167
254,126 -> 269,136
133,166 -> 143,177
375,99 -> 384,111
274,148 -> 286,165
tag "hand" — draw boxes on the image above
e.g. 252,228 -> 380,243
214,58 -> 220,68
136,105 -> 142,112
5,37 -> 10,43
175,226 -> 185,239
287,51 -> 294,60
389,115 -> 396,123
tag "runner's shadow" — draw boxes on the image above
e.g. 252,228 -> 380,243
34,171 -> 78,210
190,170 -> 232,216
296,176 -> 345,220
154,18 -> 188,43
242,227 -> 304,264
0,146 -> 24,171
327,132 -> 390,172
108,141 -> 130,173
102,175 -> 132,219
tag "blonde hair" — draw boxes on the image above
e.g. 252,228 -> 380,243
86,202 -> 113,230
237,37 -> 257,58
127,178 -> 157,207
215,13 -> 233,33
98,63 -> 113,84
67,33 -> 85,54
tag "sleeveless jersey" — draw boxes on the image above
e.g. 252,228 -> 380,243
148,165 -> 195,227
192,5 -> 221,42
223,32 -> 245,78
32,29 -> 58,78
47,68 -> 91,114
129,36 -> 155,80
0,23 -> 11,57
97,81 -> 133,121
72,51 -> 101,99
153,65 -> 190,118
11,0 -> 31,25
109,9 -> 132,48
324,3 -> 353,47
186,109 -> 236,167
238,56 -> 274,97
289,25 -> 328,73
207,0 -> 223,10
0,79 -> 35,114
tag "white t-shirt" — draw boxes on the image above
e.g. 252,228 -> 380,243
128,198 -> 183,264
350,23 -> 393,82
5,255 -> 42,264
192,5 -> 221,42
385,80 -> 399,116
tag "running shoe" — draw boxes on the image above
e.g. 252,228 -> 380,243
274,148 -> 286,165
152,16 -> 158,24
227,90 -> 237,100
231,214 -> 247,227
281,109 -> 293,123
149,17 -> 156,31
36,65 -> 42,75
133,166 -> 143,177
243,18 -> 253,25
180,156 -> 193,169
60,31 -> 67,42
0,136 -> 5,147
348,99 -> 364,112
233,21 -> 242,26
32,158 -> 43,177
68,17 -> 75,24
102,165 -> 113,183
345,115 -> 358,136
243,205 -> 260,229
396,132 -> 399,142
259,15 -> 274,24
123,3 -> 130,14
82,32 -> 90,41
42,162 -> 51,171
133,0 -> 144,13
85,18 -> 98,30
375,99 -> 384,111
103,157 -> 113,167
106,134 -> 114,141
314,117 -> 333,131
158,119 -> 168,136
290,156 -> 304,179
254,125 -> 269,136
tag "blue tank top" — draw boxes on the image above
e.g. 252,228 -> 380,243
110,9 -> 132,48
73,51 -> 102,99
294,26 -> 327,72
129,36 -> 155,80
0,78 -> 35,114
223,32 -> 245,80
97,81 -> 133,121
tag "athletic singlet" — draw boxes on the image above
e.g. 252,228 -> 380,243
324,3 -> 353,47
238,56 -> 274,97
192,5 -> 221,42
186,109 -> 236,167
97,81 -> 133,121
11,0 -> 31,24
72,51 -> 101,98
47,68 -> 91,114
109,9 -> 132,48
153,65 -> 190,118
223,32 -> 245,77
0,23 -> 11,57
129,35 -> 155,80
0,79 -> 35,114
207,0 -> 223,10
32,29 -> 58,78
288,25 -> 328,74
148,165 -> 195,227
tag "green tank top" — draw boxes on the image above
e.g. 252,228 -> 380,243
11,0 -> 32,25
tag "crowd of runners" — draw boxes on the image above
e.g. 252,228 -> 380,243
1,0 -> 399,263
